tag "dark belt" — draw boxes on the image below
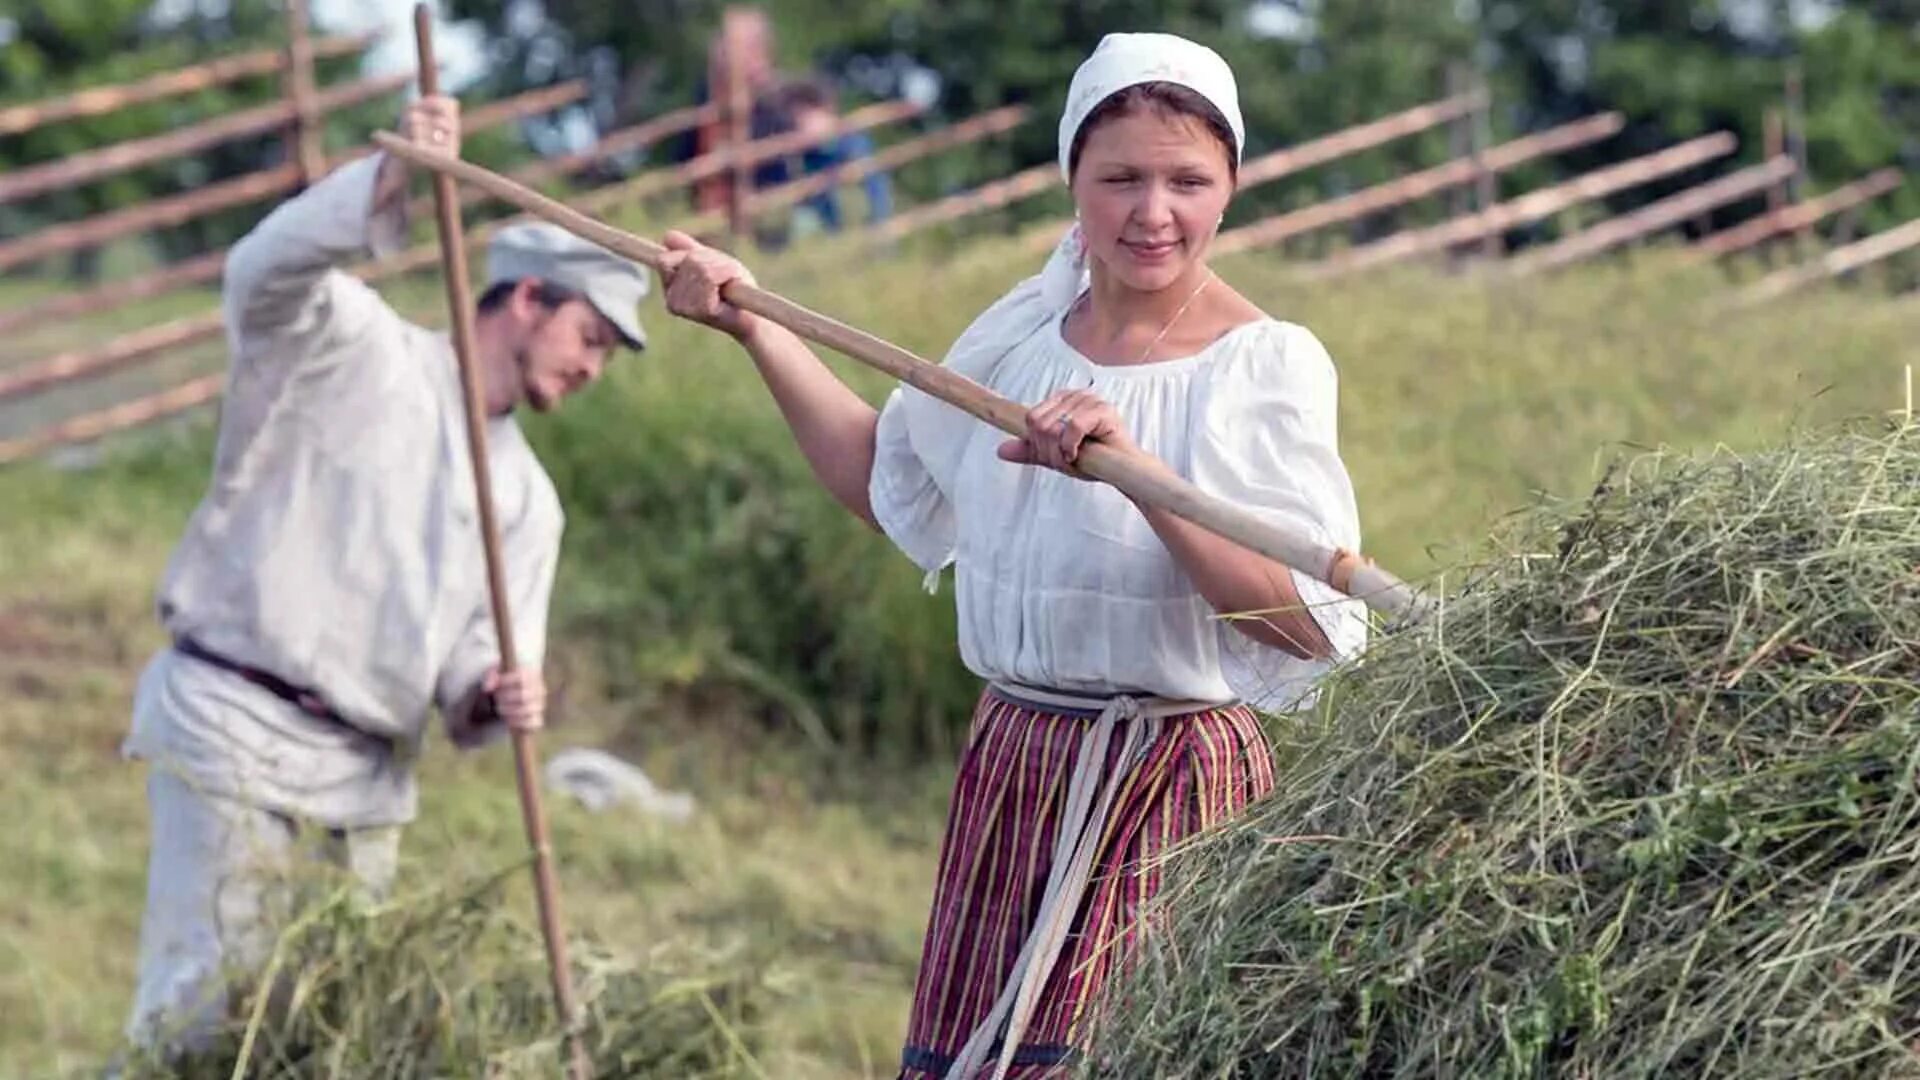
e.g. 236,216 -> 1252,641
172,635 -> 350,726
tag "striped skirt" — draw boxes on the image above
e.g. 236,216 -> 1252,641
898,685 -> 1276,1079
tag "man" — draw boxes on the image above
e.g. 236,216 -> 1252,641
118,93 -> 649,1059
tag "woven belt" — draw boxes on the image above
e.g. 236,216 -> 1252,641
172,635 -> 350,727
945,683 -> 1220,1080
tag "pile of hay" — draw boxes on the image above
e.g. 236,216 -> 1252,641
120,869 -> 771,1079
1088,422 -> 1920,1078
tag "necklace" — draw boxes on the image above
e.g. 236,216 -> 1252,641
1075,269 -> 1216,366
1134,270 -> 1214,364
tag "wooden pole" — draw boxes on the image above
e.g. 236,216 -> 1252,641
0,33 -> 373,138
0,252 -> 226,337
989,91 -> 1493,259
409,11 -> 592,1079
566,100 -> 921,218
0,313 -> 225,403
0,87 -> 600,334
1212,112 -> 1626,259
0,166 -> 302,273
677,104 -> 1030,236
1694,167 -> 1904,258
723,9 -> 751,241
0,102 -> 911,364
0,240 -> 446,403
1505,156 -> 1797,274
1446,65 -> 1470,222
371,128 -> 1430,622
1785,59 -> 1809,202
0,71 -> 408,207
0,374 -> 224,466
464,79 -> 589,131
1728,216 -> 1920,308
1471,73 -> 1499,257
1763,108 -> 1787,214
502,101 -> 718,192
873,161 -> 1058,244
1237,91 -> 1487,188
1306,131 -> 1738,278
282,0 -> 328,185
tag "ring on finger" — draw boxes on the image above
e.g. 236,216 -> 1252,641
1054,412 -> 1073,434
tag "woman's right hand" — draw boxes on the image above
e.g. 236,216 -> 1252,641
659,230 -> 762,342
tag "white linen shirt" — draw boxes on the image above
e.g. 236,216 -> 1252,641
124,153 -> 562,828
868,274 -> 1367,712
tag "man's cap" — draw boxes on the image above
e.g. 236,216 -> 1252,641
485,222 -> 651,350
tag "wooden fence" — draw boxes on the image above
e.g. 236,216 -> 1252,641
0,31 -> 1913,464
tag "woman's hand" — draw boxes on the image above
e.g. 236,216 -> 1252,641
997,387 -> 1137,479
657,230 -> 762,341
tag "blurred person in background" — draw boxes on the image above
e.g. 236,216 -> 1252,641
779,74 -> 894,236
690,6 -> 785,216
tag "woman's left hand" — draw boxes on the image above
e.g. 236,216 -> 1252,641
997,387 -> 1137,479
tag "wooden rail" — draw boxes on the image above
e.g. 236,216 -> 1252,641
875,162 -> 1059,244
0,81 -> 598,326
0,233 -> 449,406
0,375 -> 226,466
0,33 -> 374,137
464,80 -> 588,131
0,71 -> 411,206
0,167 -> 303,273
1010,92 -> 1494,250
0,254 -> 228,337
1696,167 -> 1905,258
1730,217 -> 1920,307
1239,91 -> 1487,188
0,314 -> 227,402
1306,132 -> 1738,277
568,99 -> 924,217
677,105 -> 1031,234
1213,112 -> 1626,258
0,102 -> 926,437
502,102 -> 720,192
1506,156 -> 1797,273
283,0 -> 327,183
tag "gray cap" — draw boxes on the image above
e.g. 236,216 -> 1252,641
485,222 -> 651,350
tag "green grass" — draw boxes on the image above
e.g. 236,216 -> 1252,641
0,237 -> 1914,1077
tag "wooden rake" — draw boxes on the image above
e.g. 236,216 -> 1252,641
373,123 -> 1432,626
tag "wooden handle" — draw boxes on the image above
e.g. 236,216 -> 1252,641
409,9 -> 591,1079
371,127 -> 1432,625
411,8 -> 521,672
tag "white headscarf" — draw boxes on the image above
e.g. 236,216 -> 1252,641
1038,32 -> 1246,313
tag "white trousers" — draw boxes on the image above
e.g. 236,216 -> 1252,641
122,767 -> 401,1059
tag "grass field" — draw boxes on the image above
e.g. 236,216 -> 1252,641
0,233 -> 1915,1077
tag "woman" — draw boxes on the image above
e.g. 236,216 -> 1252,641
658,32 -> 1367,1079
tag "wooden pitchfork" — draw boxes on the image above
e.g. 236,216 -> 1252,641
409,7 -> 592,1078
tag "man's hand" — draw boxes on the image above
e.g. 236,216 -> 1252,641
375,94 -> 462,208
400,94 -> 462,158
484,666 -> 546,734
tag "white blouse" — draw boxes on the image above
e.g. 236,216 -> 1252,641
868,274 -> 1368,712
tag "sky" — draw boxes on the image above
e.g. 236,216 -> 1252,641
311,0 -> 491,93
